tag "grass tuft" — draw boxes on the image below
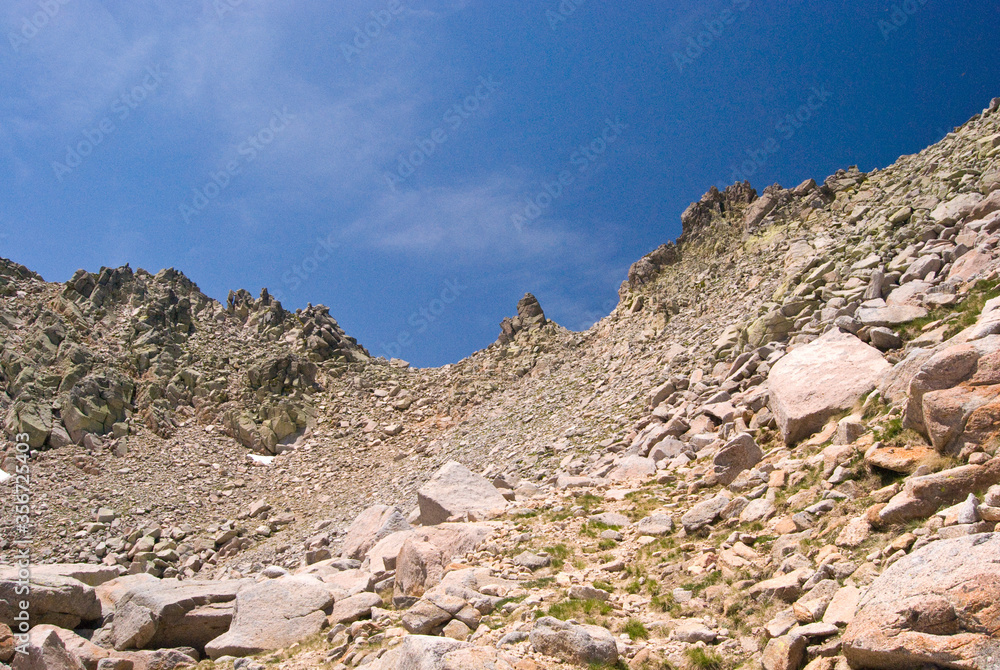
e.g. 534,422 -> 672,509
546,597 -> 613,623
623,618 -> 649,639
685,646 -> 725,670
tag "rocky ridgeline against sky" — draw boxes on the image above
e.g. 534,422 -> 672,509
2,96 -> 1000,669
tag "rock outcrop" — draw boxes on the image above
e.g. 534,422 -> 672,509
843,533 -> 1000,669
498,293 -> 548,344
0,574 -> 101,629
108,578 -> 247,651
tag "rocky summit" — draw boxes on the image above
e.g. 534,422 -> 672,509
2,96 -> 1000,670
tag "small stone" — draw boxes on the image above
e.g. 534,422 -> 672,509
834,416 -> 865,445
568,585 -> 610,602
97,659 -> 135,670
95,507 -> 116,524
328,592 -> 382,626
835,517 -> 871,548
713,433 -> 764,485
248,499 -> 272,518
868,327 -> 902,350
793,622 -> 839,638
681,494 -> 730,532
762,633 -> 807,670
513,551 -> 550,570
441,619 -> 472,641
749,568 -> 810,603
956,494 -> 980,524
401,599 -> 452,635
672,620 -> 716,643
765,608 -> 798,638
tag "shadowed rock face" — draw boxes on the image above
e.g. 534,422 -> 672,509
0,574 -> 102,630
678,181 -> 760,245
498,293 -> 547,344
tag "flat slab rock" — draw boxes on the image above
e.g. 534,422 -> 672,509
767,329 -> 890,444
878,459 -> 1000,525
864,443 -> 937,474
205,576 -> 334,659
606,454 -> 656,481
0,574 -> 102,630
0,564 -> 122,588
843,532 -> 1000,669
416,461 -> 507,525
365,634 -> 513,670
110,577 -> 248,651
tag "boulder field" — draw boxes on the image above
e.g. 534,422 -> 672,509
4,97 -> 1000,669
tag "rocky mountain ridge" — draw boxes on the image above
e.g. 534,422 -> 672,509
2,95 -> 1000,669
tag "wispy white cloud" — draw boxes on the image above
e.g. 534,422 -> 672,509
343,175 -> 571,255
2,2 -> 162,132
338,174 -> 629,313
1,0 -> 473,185
1,0 -> 631,303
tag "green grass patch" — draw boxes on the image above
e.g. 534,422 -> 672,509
650,592 -> 681,616
872,416 -> 904,443
901,278 -> 1000,341
637,535 -> 679,559
624,489 -> 662,521
863,395 -> 890,422
622,618 -> 649,639
685,646 -> 725,670
587,661 -> 628,670
546,597 -> 613,623
521,577 -> 555,589
681,570 -> 722,596
575,492 -> 603,511
581,520 -> 620,536
543,543 -> 572,569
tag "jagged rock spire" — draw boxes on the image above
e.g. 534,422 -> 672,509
498,292 -> 547,344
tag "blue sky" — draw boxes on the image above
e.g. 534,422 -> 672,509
1,1 -> 997,366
